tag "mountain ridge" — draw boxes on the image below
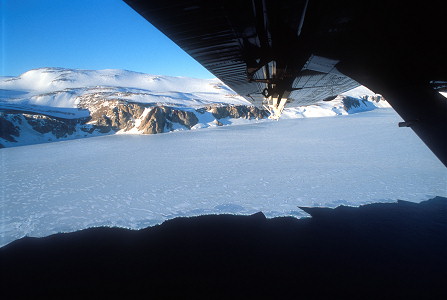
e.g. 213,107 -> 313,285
0,67 -> 389,148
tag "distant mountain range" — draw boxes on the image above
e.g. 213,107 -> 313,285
0,67 -> 389,148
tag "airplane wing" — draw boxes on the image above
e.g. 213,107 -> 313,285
123,0 -> 359,116
123,0 -> 447,166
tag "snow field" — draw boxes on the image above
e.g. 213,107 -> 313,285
1,108 -> 445,248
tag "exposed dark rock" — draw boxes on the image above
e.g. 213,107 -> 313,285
80,125 -> 97,134
0,115 -> 20,142
206,104 -> 267,120
167,109 -> 198,129
362,94 -> 383,102
342,96 -> 366,111
83,100 -> 146,132
23,114 -> 80,139
139,106 -> 168,134
0,100 -> 269,147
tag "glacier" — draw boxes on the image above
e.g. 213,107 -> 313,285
1,108 -> 446,248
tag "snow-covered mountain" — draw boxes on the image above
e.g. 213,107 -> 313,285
0,67 -> 249,115
0,67 -> 389,148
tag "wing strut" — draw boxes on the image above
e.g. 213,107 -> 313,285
263,95 -> 288,120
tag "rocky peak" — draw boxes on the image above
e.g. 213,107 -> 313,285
0,98 -> 269,148
204,105 -> 267,120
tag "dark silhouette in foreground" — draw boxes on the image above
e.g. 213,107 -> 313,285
1,197 -> 446,298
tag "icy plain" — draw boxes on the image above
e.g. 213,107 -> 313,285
1,108 -> 446,248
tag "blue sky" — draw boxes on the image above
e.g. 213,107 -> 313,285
0,0 -> 214,78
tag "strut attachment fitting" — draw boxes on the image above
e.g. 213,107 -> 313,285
263,96 -> 288,120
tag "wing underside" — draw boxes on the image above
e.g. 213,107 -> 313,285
247,55 -> 359,107
124,0 -> 447,165
124,0 -> 359,112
